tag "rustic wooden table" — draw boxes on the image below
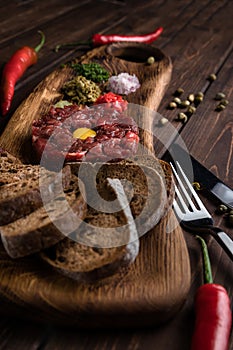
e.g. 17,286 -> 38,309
0,1 -> 232,349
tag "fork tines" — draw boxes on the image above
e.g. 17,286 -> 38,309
170,161 -> 211,218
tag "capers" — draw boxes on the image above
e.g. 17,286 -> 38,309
173,88 -> 184,97
228,214 -> 233,226
215,98 -> 229,111
173,97 -> 182,105
196,91 -> 204,98
180,100 -> 190,108
159,117 -> 169,126
168,84 -> 229,122
208,73 -> 217,81
220,99 -> 229,106
215,104 -> 226,112
194,92 -> 204,105
188,94 -> 195,102
192,182 -> 201,191
227,210 -> 233,227
215,205 -> 233,227
214,92 -> 226,100
167,101 -> 177,109
217,204 -> 228,214
194,95 -> 203,105
186,106 -> 196,116
62,76 -> 101,104
177,112 -> 188,123
147,56 -> 155,65
194,96 -> 203,104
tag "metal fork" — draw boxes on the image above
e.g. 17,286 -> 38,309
171,161 -> 233,261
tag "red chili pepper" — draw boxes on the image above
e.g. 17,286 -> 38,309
191,236 -> 232,350
0,31 -> 45,116
92,27 -> 163,46
55,27 -> 163,52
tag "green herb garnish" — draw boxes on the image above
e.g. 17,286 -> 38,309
71,63 -> 110,83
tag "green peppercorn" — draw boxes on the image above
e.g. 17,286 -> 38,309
196,91 -> 204,98
188,94 -> 195,102
173,88 -> 184,97
220,99 -> 229,106
178,112 -> 188,123
192,182 -> 201,191
147,56 -> 155,65
228,214 -> 233,226
215,104 -> 226,112
173,97 -> 182,105
180,100 -> 190,108
187,106 -> 196,115
217,204 -> 228,214
208,73 -> 217,81
167,101 -> 177,109
194,95 -> 203,105
159,117 -> 169,126
214,92 -> 226,100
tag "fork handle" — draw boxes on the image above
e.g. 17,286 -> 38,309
211,227 -> 233,260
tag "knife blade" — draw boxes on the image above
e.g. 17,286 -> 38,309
163,142 -> 233,209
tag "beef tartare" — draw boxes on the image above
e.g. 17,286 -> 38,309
32,103 -> 139,165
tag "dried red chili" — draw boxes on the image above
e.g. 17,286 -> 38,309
55,27 -> 163,52
191,236 -> 232,350
92,27 -> 163,46
0,31 -> 45,116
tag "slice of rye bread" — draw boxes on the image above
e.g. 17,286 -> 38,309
40,180 -> 139,282
0,178 -> 87,258
128,155 -> 175,216
0,165 -> 72,225
70,159 -> 167,236
97,155 -> 175,217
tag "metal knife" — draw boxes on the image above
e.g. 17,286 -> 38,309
163,142 -> 233,209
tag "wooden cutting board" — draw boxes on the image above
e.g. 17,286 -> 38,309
0,43 -> 191,327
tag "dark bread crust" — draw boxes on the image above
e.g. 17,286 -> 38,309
42,245 -> 136,283
128,155 -> 175,216
41,212 -> 139,282
0,164 -> 72,225
158,159 -> 175,215
0,179 -> 87,258
0,185 -> 43,226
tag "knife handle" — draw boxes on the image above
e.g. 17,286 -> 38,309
211,227 -> 233,260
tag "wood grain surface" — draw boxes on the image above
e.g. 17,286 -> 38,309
0,42 -> 191,326
0,210 -> 190,328
0,1 -> 232,349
